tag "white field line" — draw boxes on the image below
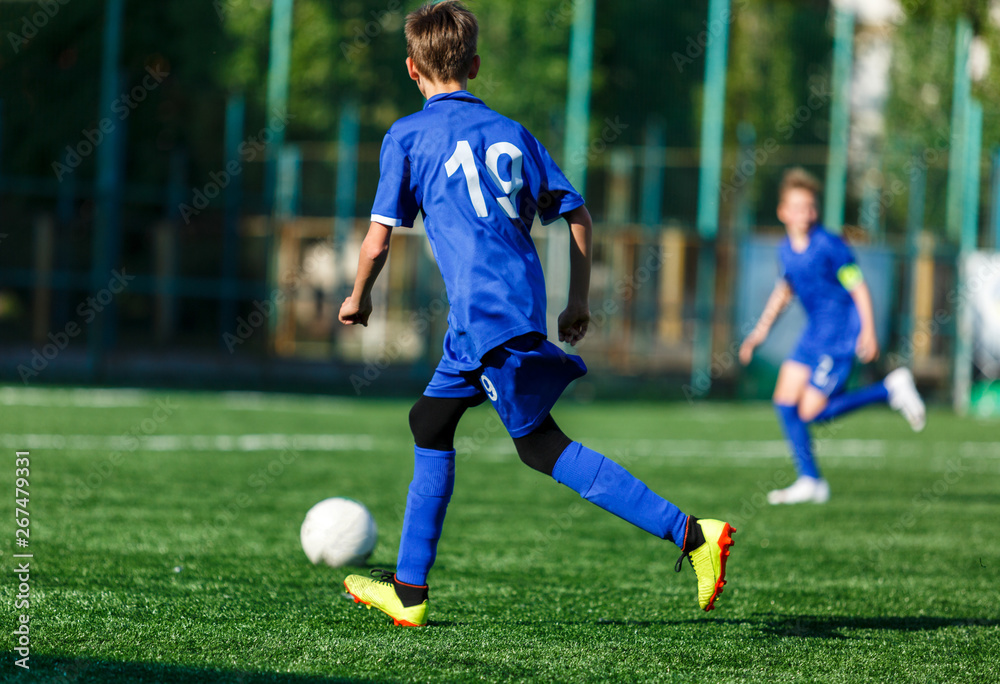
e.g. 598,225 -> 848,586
592,439 -> 1000,459
0,386 -> 150,407
0,434 -> 374,451
219,392 -> 360,412
0,387 -> 357,413
462,438 -> 1000,462
1,431 -> 996,465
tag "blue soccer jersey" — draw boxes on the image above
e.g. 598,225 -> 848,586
370,90 -> 585,370
779,226 -> 861,358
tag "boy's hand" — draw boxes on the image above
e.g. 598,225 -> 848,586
856,326 -> 879,363
339,295 -> 372,327
558,305 -> 590,346
739,328 -> 766,365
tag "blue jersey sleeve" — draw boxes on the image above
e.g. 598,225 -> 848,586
825,232 -> 856,271
370,134 -> 420,228
824,232 -> 865,290
531,138 -> 585,225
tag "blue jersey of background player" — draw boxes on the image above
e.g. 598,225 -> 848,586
781,226 -> 862,365
338,1 -> 735,627
740,168 -> 926,505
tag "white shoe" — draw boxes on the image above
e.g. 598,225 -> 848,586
767,476 -> 830,505
884,367 -> 926,432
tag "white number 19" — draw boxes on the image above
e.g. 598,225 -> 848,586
445,140 -> 523,219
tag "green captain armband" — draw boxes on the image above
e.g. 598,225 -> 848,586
837,263 -> 864,291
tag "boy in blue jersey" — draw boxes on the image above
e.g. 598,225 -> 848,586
339,1 -> 735,626
739,168 -> 926,505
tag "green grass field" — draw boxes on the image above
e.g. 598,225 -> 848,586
2,386 -> 999,682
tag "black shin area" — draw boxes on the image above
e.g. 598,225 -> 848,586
408,395 -> 473,451
512,414 -> 573,476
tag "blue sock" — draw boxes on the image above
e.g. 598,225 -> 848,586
775,404 -> 821,479
395,447 -> 455,586
551,442 -> 689,546
811,383 -> 889,423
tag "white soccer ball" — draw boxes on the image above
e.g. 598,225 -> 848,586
300,498 -> 377,568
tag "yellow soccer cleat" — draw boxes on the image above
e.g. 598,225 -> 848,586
344,569 -> 429,627
675,517 -> 736,611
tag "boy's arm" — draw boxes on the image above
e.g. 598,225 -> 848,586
558,205 -> 592,346
849,280 -> 879,363
739,280 -> 793,365
339,221 -> 393,327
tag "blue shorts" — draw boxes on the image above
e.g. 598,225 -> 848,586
789,344 -> 853,398
424,333 -> 587,438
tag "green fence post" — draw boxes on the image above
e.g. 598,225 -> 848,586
265,0 -> 294,211
550,0 -> 595,339
640,117 -> 664,230
276,145 -> 302,220
691,0 -> 731,395
88,0 -> 126,379
220,93 -> 245,343
953,98 -> 983,415
824,7 -> 854,234
563,0 -> 595,191
263,0 -> 294,353
946,17 -> 972,244
962,100 -> 983,252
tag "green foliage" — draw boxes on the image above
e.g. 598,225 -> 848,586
728,1 -> 831,146
3,0 -> 998,232
0,1 -> 104,178
883,2 -> 1000,233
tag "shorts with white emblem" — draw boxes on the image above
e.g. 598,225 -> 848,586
423,333 -> 587,437
789,344 -> 854,397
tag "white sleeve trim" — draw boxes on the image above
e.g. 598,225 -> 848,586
371,214 -> 406,227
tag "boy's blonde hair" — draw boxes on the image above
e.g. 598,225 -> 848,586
778,167 -> 822,203
405,1 -> 478,84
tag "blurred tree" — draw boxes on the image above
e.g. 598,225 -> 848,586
0,1 -> 105,180
884,0 -> 1000,234
3,0 -> 996,231
722,0 -> 831,224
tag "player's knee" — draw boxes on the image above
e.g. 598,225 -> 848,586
512,415 -> 573,476
773,389 -> 797,406
408,396 -> 465,451
408,399 -> 431,444
798,404 -> 820,422
514,440 -> 561,474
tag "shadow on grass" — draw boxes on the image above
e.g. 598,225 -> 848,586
430,617 -> 752,628
432,614 -> 1000,637
13,655 -> 382,684
760,614 -> 1000,639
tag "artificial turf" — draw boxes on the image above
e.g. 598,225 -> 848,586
2,386 -> 998,682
